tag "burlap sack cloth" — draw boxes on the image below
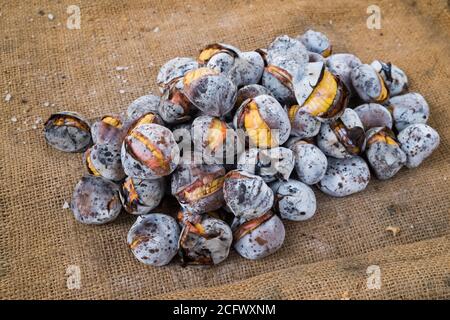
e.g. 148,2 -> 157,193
0,0 -> 449,300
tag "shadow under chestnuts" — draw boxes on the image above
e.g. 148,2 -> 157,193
44,29 -> 440,268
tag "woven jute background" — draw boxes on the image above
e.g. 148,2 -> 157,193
0,0 -> 449,300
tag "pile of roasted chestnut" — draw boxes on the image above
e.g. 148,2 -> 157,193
44,30 -> 440,267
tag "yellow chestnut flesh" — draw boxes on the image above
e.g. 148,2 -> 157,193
302,70 -> 337,117
244,101 -> 274,148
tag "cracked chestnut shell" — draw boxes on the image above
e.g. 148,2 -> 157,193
178,215 -> 232,266
351,64 -> 389,103
289,140 -> 327,185
237,147 -> 294,183
261,35 -> 309,105
182,67 -> 237,117
317,108 -> 366,158
159,78 -> 197,124
120,177 -> 165,215
371,60 -> 408,97
223,170 -> 274,222
397,124 -> 440,168
318,156 -> 370,197
71,175 -> 122,225
157,57 -> 199,94
365,127 -> 406,180
326,53 -> 362,96
171,157 -> 225,215
293,61 -> 349,122
44,111 -> 92,152
271,179 -> 317,221
84,143 -> 126,181
191,115 -> 238,164
233,212 -> 285,260
234,94 -> 291,148
121,124 -> 180,179
91,115 -> 126,146
127,213 -> 180,266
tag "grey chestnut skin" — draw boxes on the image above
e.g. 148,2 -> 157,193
365,127 -> 406,180
317,108 -> 366,159
371,60 -> 408,97
84,143 -> 126,182
127,213 -> 180,266
71,175 -> 122,225
156,57 -> 199,93
289,140 -> 328,185
120,177 -> 165,215
397,124 -> 440,168
388,93 -> 429,132
44,111 -> 92,153
223,170 -> 274,222
298,29 -> 332,57
288,104 -> 321,138
121,124 -> 180,179
354,103 -> 393,130
326,53 -> 362,95
182,67 -> 237,117
351,64 -> 389,103
233,212 -> 285,260
237,147 -> 294,183
318,156 -> 370,197
271,179 -> 317,221
126,94 -> 161,122
179,215 -> 233,266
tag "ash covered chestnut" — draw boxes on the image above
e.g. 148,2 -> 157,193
365,127 -> 406,180
126,94 -> 161,121
326,53 -> 362,95
120,177 -> 165,215
261,35 -> 309,105
237,147 -> 294,182
178,215 -> 232,266
387,93 -> 429,132
91,115 -> 126,145
127,213 -> 180,266
271,179 -> 317,221
171,156 -> 225,215
354,103 -> 393,130
182,67 -> 237,117
191,116 -> 237,163
288,104 -> 321,138
234,94 -> 291,148
71,175 -> 122,224
156,57 -> 199,94
233,212 -> 285,260
223,170 -> 274,222
44,112 -> 92,152
318,156 -> 370,197
84,143 -> 126,181
294,61 -> 349,122
351,64 -> 389,103
159,81 -> 196,124
371,60 -> 408,97
317,108 -> 366,158
289,140 -> 327,185
397,124 -> 440,168
121,124 -> 180,179
198,43 -> 264,87
299,29 -> 332,57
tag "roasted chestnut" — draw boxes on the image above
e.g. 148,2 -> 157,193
71,175 -> 122,224
289,140 -> 327,185
127,213 -> 180,266
91,115 -> 126,146
387,93 -> 429,132
325,53 -> 362,95
299,29 -> 332,57
353,103 -> 393,130
351,64 -> 389,103
294,61 -> 349,122
156,57 -> 198,93
178,215 -> 232,266
371,60 -> 408,97
233,212 -> 285,260
84,143 -> 126,181
121,124 -> 180,179
234,94 -> 291,148
120,177 -> 165,215
44,112 -> 92,152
